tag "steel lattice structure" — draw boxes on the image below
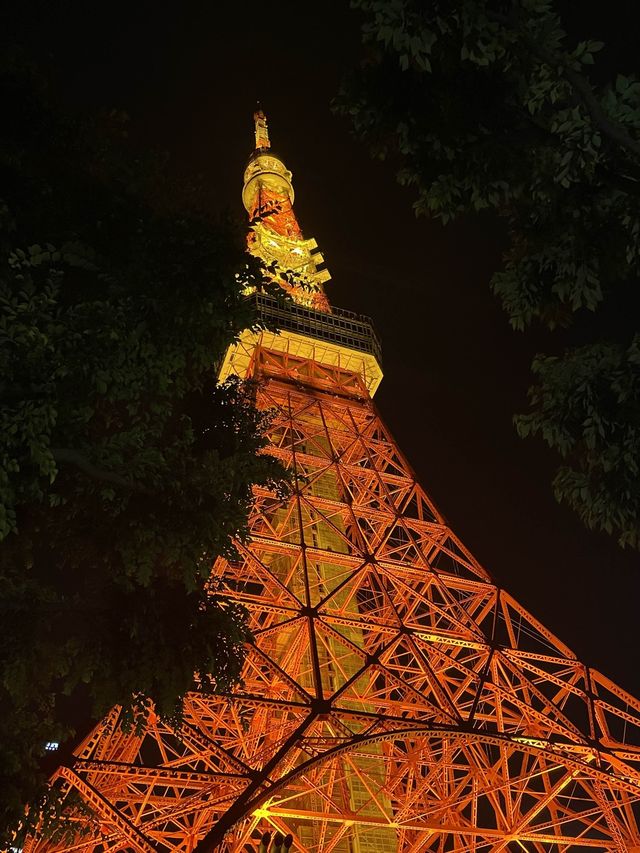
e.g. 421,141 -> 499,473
27,111 -> 640,852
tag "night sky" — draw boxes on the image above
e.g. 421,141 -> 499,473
11,2 -> 640,695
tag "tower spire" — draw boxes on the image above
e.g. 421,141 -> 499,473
242,107 -> 331,311
253,104 -> 270,151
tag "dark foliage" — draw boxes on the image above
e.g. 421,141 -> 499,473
0,52 -> 285,839
337,0 -> 640,548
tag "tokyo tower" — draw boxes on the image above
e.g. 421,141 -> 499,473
27,110 -> 640,852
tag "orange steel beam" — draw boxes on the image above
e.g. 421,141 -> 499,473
29,351 -> 640,852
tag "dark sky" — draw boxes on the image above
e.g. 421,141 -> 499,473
12,1 -> 640,694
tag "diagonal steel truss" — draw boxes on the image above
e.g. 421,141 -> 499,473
29,345 -> 640,853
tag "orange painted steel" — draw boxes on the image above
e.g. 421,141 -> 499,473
27,111 -> 640,851
28,346 -> 640,852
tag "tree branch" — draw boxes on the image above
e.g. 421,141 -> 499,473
52,448 -> 153,494
489,10 -> 640,161
561,64 -> 640,161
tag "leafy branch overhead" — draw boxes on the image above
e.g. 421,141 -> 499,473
337,0 -> 640,548
0,54 -> 287,839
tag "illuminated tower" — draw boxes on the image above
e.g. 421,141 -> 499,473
28,110 -> 640,852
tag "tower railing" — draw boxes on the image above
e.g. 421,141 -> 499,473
251,292 -> 382,365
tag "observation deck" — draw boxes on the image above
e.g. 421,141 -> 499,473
218,292 -> 384,396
